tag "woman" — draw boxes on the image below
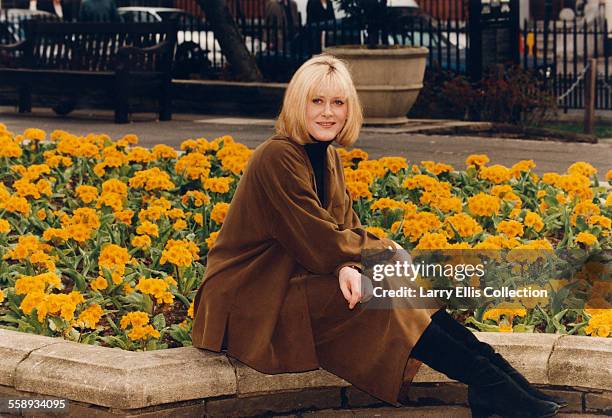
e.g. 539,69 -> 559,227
191,55 -> 566,417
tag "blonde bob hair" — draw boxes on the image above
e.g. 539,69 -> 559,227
275,54 -> 363,147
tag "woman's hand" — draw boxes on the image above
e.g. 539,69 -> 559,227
338,266 -> 362,310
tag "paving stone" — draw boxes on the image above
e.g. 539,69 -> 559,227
403,383 -> 467,406
585,391 -> 612,413
0,330 -> 63,387
538,389 -> 583,413
205,388 -> 342,418
14,341 -> 236,409
549,335 -> 612,391
344,387 -> 385,408
350,405 -> 471,417
230,358 -> 348,396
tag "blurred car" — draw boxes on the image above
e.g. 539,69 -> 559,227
118,7 -> 266,78
0,9 -> 61,44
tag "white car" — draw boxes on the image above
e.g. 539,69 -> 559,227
117,7 -> 266,76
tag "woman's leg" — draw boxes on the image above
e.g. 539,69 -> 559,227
430,309 -> 568,407
410,320 -> 559,418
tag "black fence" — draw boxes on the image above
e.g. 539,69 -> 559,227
0,5 -> 468,82
521,15 -> 612,111
5,1 -> 612,111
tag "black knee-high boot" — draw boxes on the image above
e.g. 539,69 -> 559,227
411,321 -> 559,418
431,309 -> 568,408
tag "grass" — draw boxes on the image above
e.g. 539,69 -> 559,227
535,121 -> 612,138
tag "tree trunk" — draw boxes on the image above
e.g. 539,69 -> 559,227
198,0 -> 263,81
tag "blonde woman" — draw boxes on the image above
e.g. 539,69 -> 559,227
191,55 -> 565,417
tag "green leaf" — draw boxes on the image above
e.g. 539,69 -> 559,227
152,313 -> 166,329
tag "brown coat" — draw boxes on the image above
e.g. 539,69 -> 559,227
192,135 -> 435,405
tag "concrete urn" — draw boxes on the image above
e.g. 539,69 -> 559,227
325,45 -> 429,125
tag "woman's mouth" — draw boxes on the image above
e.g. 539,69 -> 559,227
317,122 -> 335,128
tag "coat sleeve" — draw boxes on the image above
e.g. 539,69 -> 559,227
254,145 -> 392,276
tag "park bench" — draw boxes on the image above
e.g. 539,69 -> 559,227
0,21 -> 176,123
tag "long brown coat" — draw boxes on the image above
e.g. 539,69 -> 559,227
192,135 -> 435,405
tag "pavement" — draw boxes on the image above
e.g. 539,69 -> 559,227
0,107 -> 610,176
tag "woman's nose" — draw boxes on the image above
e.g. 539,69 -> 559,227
323,102 -> 333,116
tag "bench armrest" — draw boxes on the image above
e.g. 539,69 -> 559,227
116,40 -> 174,72
0,41 -> 27,52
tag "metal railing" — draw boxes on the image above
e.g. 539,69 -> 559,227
521,16 -> 612,111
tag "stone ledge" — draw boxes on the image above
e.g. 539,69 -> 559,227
0,329 -> 608,414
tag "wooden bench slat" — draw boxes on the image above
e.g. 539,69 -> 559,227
0,21 -> 176,123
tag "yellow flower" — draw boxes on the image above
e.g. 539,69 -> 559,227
176,152 -> 211,180
401,212 -> 442,242
120,311 -> 150,329
575,232 -> 597,246
379,157 -> 408,174
129,168 -> 175,191
479,165 -> 511,184
346,181 -> 373,201
467,193 -> 501,217
203,177 -> 233,194
483,302 -> 527,322
510,160 -> 536,177
415,232 -> 449,250
120,134 -> 139,145
181,190 -> 210,207
126,147 -> 153,163
567,162 -> 597,178
444,213 -> 482,238
160,239 -> 200,267
36,209 -> 46,221
0,289 -> 4,304
370,198 -> 416,215
173,219 -> 187,231
101,179 -> 128,199
365,226 -> 387,239
152,144 -> 178,159
0,219 -> 11,234
193,213 -> 204,226
136,221 -> 159,238
524,211 -> 544,232
211,203 -> 230,224
466,154 -> 489,168
588,215 -> 611,229
584,310 -> 611,337
357,160 -> 386,178
206,231 -> 219,248
114,210 -> 134,225
1,195 -> 31,216
23,128 -> 46,141
75,304 -> 104,329
571,201 -> 601,226
90,276 -> 108,291
344,168 -> 375,186
187,301 -> 195,319
421,161 -> 453,175
132,235 -> 152,249
76,185 -> 98,204
135,277 -> 174,304
0,136 -> 23,158
497,220 -> 524,238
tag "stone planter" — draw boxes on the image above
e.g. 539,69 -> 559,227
0,329 -> 610,417
325,46 -> 429,125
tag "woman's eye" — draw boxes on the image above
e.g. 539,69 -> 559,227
335,100 -> 345,105
313,98 -> 322,104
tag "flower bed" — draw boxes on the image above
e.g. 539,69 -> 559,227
0,125 -> 609,353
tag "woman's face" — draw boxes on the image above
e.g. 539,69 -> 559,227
305,86 -> 348,142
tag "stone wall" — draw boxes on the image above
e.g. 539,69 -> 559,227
0,330 -> 609,417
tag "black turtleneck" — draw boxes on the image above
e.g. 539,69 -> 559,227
303,139 -> 331,206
